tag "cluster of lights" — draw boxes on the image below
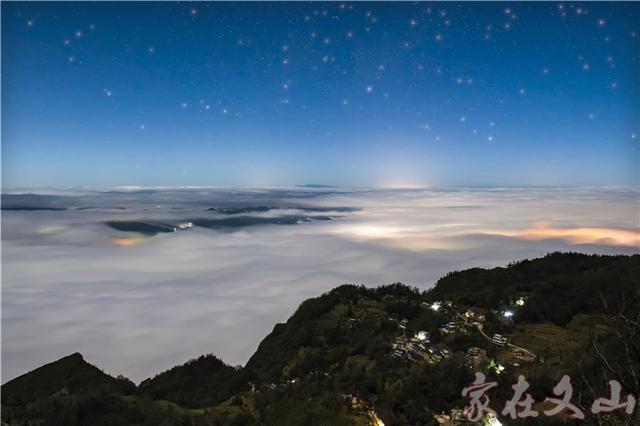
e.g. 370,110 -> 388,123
489,359 -> 505,375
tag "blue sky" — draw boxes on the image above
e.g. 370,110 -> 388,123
2,2 -> 639,188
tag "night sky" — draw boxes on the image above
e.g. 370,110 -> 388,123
2,2 -> 639,188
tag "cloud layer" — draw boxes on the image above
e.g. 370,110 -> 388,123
2,187 -> 638,383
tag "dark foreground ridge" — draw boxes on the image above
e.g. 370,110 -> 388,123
2,253 -> 639,425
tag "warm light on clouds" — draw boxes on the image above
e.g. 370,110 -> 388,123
112,237 -> 145,247
494,221 -> 640,247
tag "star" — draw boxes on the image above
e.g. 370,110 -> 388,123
487,136 -> 494,142
365,85 -> 373,93
597,18 -> 605,27
180,102 -> 188,108
103,88 -> 112,97
75,30 -> 83,38
26,19 -> 34,27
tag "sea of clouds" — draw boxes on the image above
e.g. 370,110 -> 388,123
1,186 -> 638,382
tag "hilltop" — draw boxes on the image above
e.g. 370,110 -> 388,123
2,253 -> 639,425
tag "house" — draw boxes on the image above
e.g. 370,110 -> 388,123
415,330 -> 429,341
434,408 -> 473,425
466,346 -> 480,357
428,346 -> 446,362
490,333 -> 508,347
439,321 -> 457,334
513,348 -> 536,362
464,307 -> 486,323
175,222 -> 193,230
465,346 -> 488,370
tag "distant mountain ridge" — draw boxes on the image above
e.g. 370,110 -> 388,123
3,252 -> 639,425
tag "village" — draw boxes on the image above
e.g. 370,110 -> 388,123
391,298 -> 536,368
246,294 -> 540,426
387,297 -> 539,426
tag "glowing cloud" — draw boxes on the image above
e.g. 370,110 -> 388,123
495,221 -> 639,247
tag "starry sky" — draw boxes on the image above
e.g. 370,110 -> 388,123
2,2 -> 639,188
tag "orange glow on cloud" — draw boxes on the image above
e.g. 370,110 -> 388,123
111,237 -> 145,247
498,221 -> 640,247
337,220 -> 639,251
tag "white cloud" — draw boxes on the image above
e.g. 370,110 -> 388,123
2,187 -> 638,382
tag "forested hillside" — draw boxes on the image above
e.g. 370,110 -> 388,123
3,253 -> 638,425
